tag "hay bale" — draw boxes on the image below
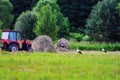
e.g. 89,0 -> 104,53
56,38 -> 70,52
32,35 -> 56,52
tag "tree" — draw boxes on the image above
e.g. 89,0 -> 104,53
0,21 -> 2,28
15,11 -> 37,40
57,0 -> 101,33
0,0 -> 13,29
10,0 -> 39,18
31,0 -> 39,7
117,3 -> 120,15
34,4 -> 59,40
34,0 -> 70,40
0,21 -> 2,36
10,0 -> 39,28
86,0 -> 120,42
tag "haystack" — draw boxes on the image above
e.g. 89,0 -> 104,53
32,35 -> 56,52
56,38 -> 70,52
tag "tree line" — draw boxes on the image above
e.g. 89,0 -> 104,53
0,0 -> 120,42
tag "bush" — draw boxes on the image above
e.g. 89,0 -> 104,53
15,11 -> 37,40
70,33 -> 84,42
82,35 -> 89,41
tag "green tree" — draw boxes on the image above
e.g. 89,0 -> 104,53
15,11 -> 37,40
0,21 -> 2,28
86,0 -> 120,42
10,0 -> 39,28
34,0 -> 70,40
0,21 -> 2,36
117,3 -> 120,15
10,0 -> 39,18
57,0 -> 101,33
0,0 -> 13,29
34,4 -> 59,40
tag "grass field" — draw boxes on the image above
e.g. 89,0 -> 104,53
70,41 -> 120,51
0,51 -> 120,80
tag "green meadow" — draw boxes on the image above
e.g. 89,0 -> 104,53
0,52 -> 120,80
70,41 -> 120,51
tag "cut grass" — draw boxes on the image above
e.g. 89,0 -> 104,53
0,52 -> 120,80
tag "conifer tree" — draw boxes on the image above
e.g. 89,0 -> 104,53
86,0 -> 120,42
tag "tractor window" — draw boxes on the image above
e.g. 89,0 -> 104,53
9,32 -> 16,41
1,32 -> 9,39
17,32 -> 22,40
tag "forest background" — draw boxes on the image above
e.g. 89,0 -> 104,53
1,0 -> 120,43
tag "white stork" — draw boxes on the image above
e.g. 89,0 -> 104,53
76,47 -> 82,54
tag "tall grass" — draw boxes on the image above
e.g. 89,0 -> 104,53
0,52 -> 120,80
70,41 -> 120,51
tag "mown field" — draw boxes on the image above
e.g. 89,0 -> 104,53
0,51 -> 120,80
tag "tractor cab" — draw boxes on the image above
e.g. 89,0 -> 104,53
1,30 -> 32,52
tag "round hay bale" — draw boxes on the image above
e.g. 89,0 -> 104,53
56,38 -> 70,52
32,35 -> 56,52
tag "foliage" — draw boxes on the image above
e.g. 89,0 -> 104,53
70,41 -> 120,51
34,3 -> 59,40
0,52 -> 120,80
57,13 -> 70,39
117,3 -> 120,15
31,0 -> 39,7
0,0 -> 13,29
0,30 -> 2,38
33,0 -> 57,12
70,33 -> 84,42
15,11 -> 37,40
34,0 -> 70,40
10,0 -> 39,25
0,21 -> 2,37
1,0 -> 120,42
57,0 -> 101,33
86,0 -> 120,42
82,35 -> 90,41
0,21 -> 2,28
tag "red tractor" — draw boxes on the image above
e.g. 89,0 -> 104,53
1,30 -> 32,52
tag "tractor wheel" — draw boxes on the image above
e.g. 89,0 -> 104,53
28,47 -> 33,52
2,44 -> 7,50
9,44 -> 19,52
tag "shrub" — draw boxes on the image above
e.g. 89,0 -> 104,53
82,35 -> 90,41
70,33 -> 84,42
